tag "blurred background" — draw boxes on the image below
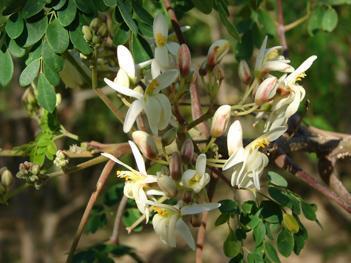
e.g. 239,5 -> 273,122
1,0 -> 351,262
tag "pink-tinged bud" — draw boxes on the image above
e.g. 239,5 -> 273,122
183,191 -> 192,203
177,44 -> 191,76
170,152 -> 182,181
199,60 -> 208,76
190,214 -> 202,227
157,175 -> 177,197
181,138 -> 194,163
227,120 -> 243,156
161,127 -> 177,146
254,76 -> 278,105
207,39 -> 230,69
1,169 -> 13,188
210,105 -> 232,138
132,131 -> 158,160
238,60 -> 252,85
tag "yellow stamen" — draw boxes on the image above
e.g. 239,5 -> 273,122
152,206 -> 169,217
145,79 -> 159,95
117,170 -> 143,182
189,173 -> 201,185
295,72 -> 306,82
251,137 -> 269,150
155,33 -> 167,47
266,49 -> 279,60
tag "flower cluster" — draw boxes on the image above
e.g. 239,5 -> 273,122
102,14 -> 316,249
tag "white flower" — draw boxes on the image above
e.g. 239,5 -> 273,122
101,141 -> 163,221
254,36 -> 294,75
153,13 -> 170,70
264,55 -> 317,133
181,154 -> 210,193
149,201 -> 220,249
105,69 -> 179,135
224,121 -> 286,190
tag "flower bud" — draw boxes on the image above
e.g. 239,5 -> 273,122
1,169 -> 13,187
177,44 -> 191,76
210,105 -> 231,138
97,24 -> 107,37
161,127 -> 177,146
199,60 -> 208,76
254,76 -> 278,105
238,60 -> 251,85
182,191 -> 192,203
82,26 -> 92,42
89,18 -> 100,30
157,175 -> 177,197
92,35 -> 100,44
132,131 -> 158,160
207,39 -> 230,69
169,152 -> 182,181
181,138 -> 194,163
227,120 -> 243,156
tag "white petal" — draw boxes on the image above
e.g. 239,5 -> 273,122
128,140 -> 147,175
196,154 -> 207,175
146,189 -> 165,196
176,219 -> 195,250
151,59 -> 161,78
123,100 -> 144,133
101,152 -> 134,171
153,13 -> 168,45
144,96 -> 161,135
154,93 -> 172,130
104,78 -> 143,100
155,46 -> 170,69
255,36 -> 268,71
167,215 -> 178,247
114,69 -> 130,87
223,147 -> 245,170
286,55 -> 317,84
264,61 -> 294,73
180,203 -> 221,215
227,120 -> 243,156
153,215 -> 169,244
181,169 -> 196,187
265,126 -> 287,142
153,69 -> 179,93
230,163 -> 244,186
167,42 -> 180,56
117,45 -> 135,80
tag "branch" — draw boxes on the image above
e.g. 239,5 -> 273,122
109,195 -> 128,244
276,0 -> 288,55
162,0 -> 186,44
66,143 -> 131,262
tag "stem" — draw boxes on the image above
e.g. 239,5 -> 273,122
232,105 -> 259,117
276,0 -> 288,55
186,109 -> 213,131
163,0 -> 186,44
109,196 -> 128,244
238,78 -> 258,105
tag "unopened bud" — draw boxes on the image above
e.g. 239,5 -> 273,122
238,60 -> 252,85
170,152 -> 182,181
92,35 -> 100,44
97,24 -> 107,37
161,127 -> 177,146
199,60 -> 208,76
181,138 -> 194,163
1,169 -> 13,187
190,214 -> 202,227
210,105 -> 231,138
82,26 -> 92,42
254,76 -> 278,105
182,191 -> 192,203
157,175 -> 177,197
90,18 -> 100,30
177,44 -> 191,76
132,131 -> 158,160
207,39 -> 230,69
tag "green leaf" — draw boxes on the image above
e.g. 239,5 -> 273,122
52,0 -> 67,10
0,50 -> 14,87
247,214 -> 260,229
277,228 -> 294,257
21,0 -> 46,18
219,199 -> 239,214
264,242 -> 280,263
122,208 -> 142,232
301,201 -> 317,221
37,73 -> 57,112
257,10 -> 276,36
103,0 -> 118,7
268,187 -> 290,206
267,171 -> 288,187
44,61 -> 61,86
57,0 -> 77,27
8,39 -> 26,57
293,225 -> 308,255
282,213 -> 299,234
132,0 -> 153,25
137,21 -> 153,38
260,201 -> 282,224
19,58 -> 41,86
224,231 -> 242,258
73,0 -> 96,14
307,6 -> 324,35
322,7 -> 338,32
113,25 -> 130,45
41,41 -> 64,71
241,200 -> 257,214
22,16 -> 48,47
47,19 -> 70,53
5,13 -> 24,39
253,220 -> 266,245
215,213 -> 230,226
69,24 -> 93,55
215,2 -> 239,40
118,1 -> 138,34
131,34 -> 152,63
192,0 -> 213,14
26,44 -> 42,65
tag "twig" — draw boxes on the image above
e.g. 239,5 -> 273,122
276,0 -> 288,55
109,195 -> 128,244
163,0 -> 186,44
66,144 -> 131,262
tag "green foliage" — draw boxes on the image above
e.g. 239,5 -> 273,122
0,50 -> 14,87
